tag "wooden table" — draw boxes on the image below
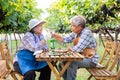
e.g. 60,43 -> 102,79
35,51 -> 84,80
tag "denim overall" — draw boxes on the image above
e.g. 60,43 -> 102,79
17,33 -> 47,75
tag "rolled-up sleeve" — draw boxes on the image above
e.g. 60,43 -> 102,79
63,32 -> 75,43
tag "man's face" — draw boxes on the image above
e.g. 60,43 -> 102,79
71,22 -> 82,34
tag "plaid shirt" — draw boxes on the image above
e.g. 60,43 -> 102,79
63,28 -> 99,63
14,32 -> 48,62
18,32 -> 49,52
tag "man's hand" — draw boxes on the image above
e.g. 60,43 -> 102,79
52,33 -> 63,42
67,47 -> 72,51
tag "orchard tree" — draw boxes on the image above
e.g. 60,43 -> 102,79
46,0 -> 120,33
0,0 -> 43,33
0,0 -> 43,51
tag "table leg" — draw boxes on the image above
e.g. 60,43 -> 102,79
60,61 -> 70,76
47,62 -> 61,80
47,61 -> 71,80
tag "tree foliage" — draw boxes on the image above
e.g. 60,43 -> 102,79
0,0 -> 42,33
46,0 -> 120,33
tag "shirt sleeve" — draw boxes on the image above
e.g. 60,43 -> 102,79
71,29 -> 93,52
21,33 -> 48,52
63,32 -> 75,43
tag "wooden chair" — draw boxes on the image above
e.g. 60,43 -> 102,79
0,60 -> 8,80
0,41 -> 24,80
87,43 -> 120,80
87,41 -> 116,79
96,41 -> 116,68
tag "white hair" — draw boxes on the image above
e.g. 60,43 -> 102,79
70,15 -> 86,28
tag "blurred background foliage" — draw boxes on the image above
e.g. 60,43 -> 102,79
46,0 -> 120,33
0,0 -> 43,33
0,0 -> 120,34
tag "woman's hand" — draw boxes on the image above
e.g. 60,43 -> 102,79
41,39 -> 49,52
41,39 -> 46,45
42,47 -> 49,52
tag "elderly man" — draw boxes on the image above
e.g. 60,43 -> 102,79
52,15 -> 99,80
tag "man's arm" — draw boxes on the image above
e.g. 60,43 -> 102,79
52,33 -> 63,42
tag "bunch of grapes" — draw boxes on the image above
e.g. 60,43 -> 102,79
101,4 -> 115,18
116,0 -> 120,4
0,9 -> 6,22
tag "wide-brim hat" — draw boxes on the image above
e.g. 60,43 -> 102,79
29,19 -> 46,30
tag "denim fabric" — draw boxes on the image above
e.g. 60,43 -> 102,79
17,50 -> 47,75
62,58 -> 96,80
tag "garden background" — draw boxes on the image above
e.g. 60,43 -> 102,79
0,0 -> 120,80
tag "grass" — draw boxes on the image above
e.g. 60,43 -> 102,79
7,38 -> 105,80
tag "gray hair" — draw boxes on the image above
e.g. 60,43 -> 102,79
70,15 -> 86,28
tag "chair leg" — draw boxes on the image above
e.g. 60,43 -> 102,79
112,77 -> 118,80
0,78 -> 5,80
20,77 -> 24,80
87,75 -> 92,80
12,71 -> 24,80
10,72 -> 18,80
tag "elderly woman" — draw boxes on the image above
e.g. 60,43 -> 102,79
52,15 -> 99,80
13,19 -> 51,80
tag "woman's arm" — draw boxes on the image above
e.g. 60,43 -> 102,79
21,32 -> 47,52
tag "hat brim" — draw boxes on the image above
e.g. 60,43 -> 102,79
30,20 -> 46,30
34,20 -> 46,27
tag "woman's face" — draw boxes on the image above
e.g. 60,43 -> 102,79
34,23 -> 43,34
71,22 -> 83,34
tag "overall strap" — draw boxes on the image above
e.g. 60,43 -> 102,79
32,33 -> 37,43
32,33 -> 41,43
38,35 -> 41,41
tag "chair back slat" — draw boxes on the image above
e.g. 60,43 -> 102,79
0,43 -> 11,69
1,41 -> 13,64
108,43 -> 120,79
109,44 -> 119,71
117,69 -> 120,78
115,43 -> 120,78
99,41 -> 116,68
